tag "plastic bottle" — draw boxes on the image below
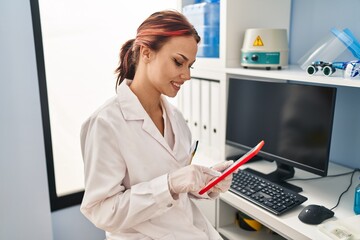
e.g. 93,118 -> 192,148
183,0 -> 220,58
355,176 -> 360,215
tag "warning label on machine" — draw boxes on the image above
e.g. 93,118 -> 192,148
253,36 -> 264,46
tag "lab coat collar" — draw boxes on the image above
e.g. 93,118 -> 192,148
116,80 -> 147,121
116,80 -> 181,159
116,79 -> 177,120
160,94 -> 181,155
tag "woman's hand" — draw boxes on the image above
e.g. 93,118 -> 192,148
168,165 -> 221,199
210,160 -> 234,193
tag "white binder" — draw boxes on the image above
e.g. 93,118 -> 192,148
210,81 -> 220,148
200,80 -> 211,146
191,78 -> 201,141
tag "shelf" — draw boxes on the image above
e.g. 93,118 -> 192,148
217,190 -> 288,240
190,64 -> 360,88
226,65 -> 360,88
218,224 -> 286,240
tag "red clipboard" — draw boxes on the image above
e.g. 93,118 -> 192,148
198,140 -> 265,195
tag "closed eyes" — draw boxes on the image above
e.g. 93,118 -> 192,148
173,58 -> 194,69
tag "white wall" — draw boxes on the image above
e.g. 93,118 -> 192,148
289,0 -> 360,64
52,205 -> 104,240
0,0 -> 104,239
0,0 -> 53,239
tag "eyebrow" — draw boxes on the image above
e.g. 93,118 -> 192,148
176,53 -> 196,65
176,53 -> 189,61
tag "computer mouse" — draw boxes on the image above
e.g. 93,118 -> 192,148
298,204 -> 334,225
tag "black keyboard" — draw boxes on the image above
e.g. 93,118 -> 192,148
230,169 -> 308,215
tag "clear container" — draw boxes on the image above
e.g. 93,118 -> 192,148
298,28 -> 360,70
183,0 -> 220,58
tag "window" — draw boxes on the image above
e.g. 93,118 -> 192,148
30,0 -> 177,211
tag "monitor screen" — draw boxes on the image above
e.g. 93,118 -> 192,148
226,78 -> 337,192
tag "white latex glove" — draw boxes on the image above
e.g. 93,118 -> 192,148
168,164 -> 221,199
210,160 -> 234,193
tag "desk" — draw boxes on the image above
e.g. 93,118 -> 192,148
217,160 -> 360,240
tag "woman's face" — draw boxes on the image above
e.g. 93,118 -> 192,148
146,36 -> 198,98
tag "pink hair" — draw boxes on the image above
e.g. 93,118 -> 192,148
115,10 -> 200,88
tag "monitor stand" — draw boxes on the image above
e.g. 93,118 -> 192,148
244,162 -> 303,193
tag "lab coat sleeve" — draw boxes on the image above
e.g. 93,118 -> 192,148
80,116 -> 177,232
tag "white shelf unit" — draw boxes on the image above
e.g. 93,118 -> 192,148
178,0 -> 291,69
177,1 -> 360,239
188,63 -> 360,166
190,64 -> 360,239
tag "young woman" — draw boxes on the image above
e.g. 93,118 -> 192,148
80,10 -> 233,239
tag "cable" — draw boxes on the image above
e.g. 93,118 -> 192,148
289,168 -> 360,210
329,169 -> 358,210
288,168 -> 360,181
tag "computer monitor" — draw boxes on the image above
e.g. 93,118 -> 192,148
226,78 -> 337,192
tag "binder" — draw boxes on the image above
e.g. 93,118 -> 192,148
210,81 -> 220,147
191,78 -> 201,141
200,80 -> 211,146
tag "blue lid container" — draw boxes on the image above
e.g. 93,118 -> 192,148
183,1 -> 220,58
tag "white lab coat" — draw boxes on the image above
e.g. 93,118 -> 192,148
80,80 -> 222,240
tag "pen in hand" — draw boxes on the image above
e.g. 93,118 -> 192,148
189,140 -> 199,165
